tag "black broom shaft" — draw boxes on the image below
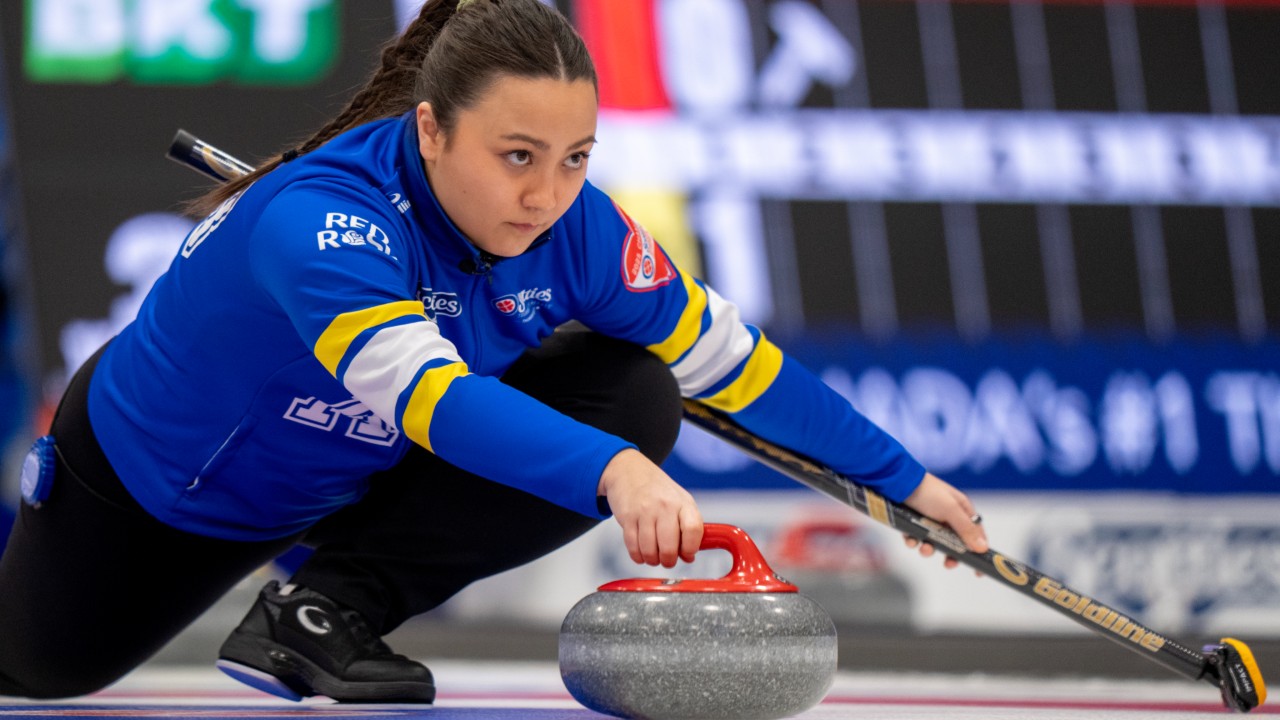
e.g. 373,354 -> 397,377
167,129 -> 253,182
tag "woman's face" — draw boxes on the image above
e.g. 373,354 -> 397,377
416,75 -> 598,258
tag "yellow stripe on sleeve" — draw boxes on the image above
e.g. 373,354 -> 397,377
700,336 -> 784,414
400,362 -> 470,452
646,272 -> 708,364
314,300 -> 426,375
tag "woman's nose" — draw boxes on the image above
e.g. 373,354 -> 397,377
523,171 -> 557,211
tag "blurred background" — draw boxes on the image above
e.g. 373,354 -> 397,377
0,0 -> 1277,680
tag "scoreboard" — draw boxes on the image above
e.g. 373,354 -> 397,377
564,0 -> 1280,340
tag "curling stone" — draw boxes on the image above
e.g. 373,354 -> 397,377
559,524 -> 837,720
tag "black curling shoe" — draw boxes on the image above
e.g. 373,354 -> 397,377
216,580 -> 436,703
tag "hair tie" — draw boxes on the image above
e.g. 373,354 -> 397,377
282,149 -> 300,162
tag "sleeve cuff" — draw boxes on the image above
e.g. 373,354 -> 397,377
579,442 -> 635,519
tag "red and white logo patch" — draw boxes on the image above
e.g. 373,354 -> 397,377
616,203 -> 676,292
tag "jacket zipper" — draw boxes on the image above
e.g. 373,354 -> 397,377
467,257 -> 492,371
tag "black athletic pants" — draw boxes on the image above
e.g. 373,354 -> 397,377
0,331 -> 682,698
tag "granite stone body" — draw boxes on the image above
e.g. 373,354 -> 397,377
559,589 -> 837,720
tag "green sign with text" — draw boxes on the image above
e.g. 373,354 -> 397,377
25,0 -> 340,85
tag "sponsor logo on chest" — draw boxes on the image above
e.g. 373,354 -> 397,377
418,287 -> 462,319
493,287 -> 553,323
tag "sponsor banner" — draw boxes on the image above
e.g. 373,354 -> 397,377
907,492 -> 1280,636
665,331 -> 1280,495
433,490 -> 1280,637
24,0 -> 341,85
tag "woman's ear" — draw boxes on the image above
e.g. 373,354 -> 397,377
416,102 -> 443,162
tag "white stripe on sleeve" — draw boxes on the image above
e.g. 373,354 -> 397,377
670,286 -> 755,396
341,319 -> 464,428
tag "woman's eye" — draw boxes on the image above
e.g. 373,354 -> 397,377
565,152 -> 590,169
507,150 -> 532,166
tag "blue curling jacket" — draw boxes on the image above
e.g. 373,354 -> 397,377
87,114 -> 925,541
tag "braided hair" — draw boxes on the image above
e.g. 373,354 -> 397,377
190,0 -> 596,216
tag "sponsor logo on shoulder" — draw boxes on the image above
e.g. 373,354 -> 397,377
492,288 -> 552,323
1027,516 -> 1280,641
418,287 -> 462,318
615,202 -> 676,292
316,212 -> 393,255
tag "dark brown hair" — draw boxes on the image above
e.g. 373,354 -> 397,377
189,0 -> 597,217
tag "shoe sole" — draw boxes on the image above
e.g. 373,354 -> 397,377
216,659 -> 306,702
219,632 -> 436,704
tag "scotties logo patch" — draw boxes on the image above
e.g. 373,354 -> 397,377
616,203 -> 676,292
492,288 -> 553,323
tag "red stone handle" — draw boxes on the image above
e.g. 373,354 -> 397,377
598,523 -> 798,593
